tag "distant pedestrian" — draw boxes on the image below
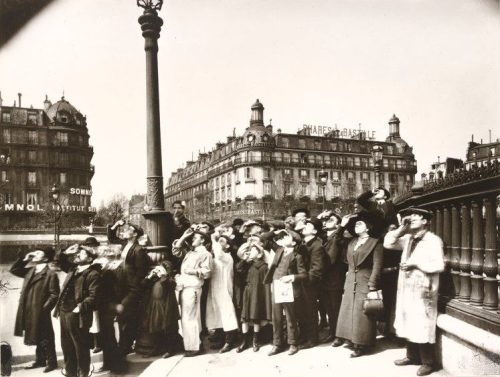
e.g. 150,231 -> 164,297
10,247 -> 59,373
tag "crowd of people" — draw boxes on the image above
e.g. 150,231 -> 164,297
10,188 -> 445,377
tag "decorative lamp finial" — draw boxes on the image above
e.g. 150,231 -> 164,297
137,0 -> 163,10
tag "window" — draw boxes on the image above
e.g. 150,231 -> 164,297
28,150 -> 36,162
314,140 -> 321,150
331,171 -> 340,182
346,157 -> 354,167
330,142 -> 337,151
263,182 -> 272,195
27,192 -> 37,205
2,113 -> 11,122
361,172 -> 369,181
281,137 -> 289,148
28,171 -> 36,185
300,169 -> 308,180
284,183 -> 291,195
28,113 -> 37,124
28,131 -> 38,144
263,168 -> 271,179
316,155 -> 323,165
227,173 -> 231,185
308,155 -> 315,164
221,174 -> 225,185
301,183 -> 309,196
387,146 -> 394,155
283,168 -> 292,180
390,173 -> 398,183
283,153 -> 291,163
383,158 -> 389,168
354,157 -> 361,167
245,167 -> 253,180
324,155 -> 330,165
347,171 -> 355,182
346,143 -> 352,152
361,158 -> 369,168
1,170 -> 7,182
2,129 -> 10,143
227,186 -> 232,199
60,172 -> 67,185
57,132 -> 68,146
299,139 -> 306,149
3,192 -> 12,205
406,174 -> 412,182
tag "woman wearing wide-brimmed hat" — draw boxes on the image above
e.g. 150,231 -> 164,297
334,211 -> 384,357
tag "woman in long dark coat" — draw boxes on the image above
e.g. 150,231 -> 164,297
235,241 -> 272,352
137,260 -> 180,358
335,212 -> 383,357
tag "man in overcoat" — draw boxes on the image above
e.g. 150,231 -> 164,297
108,220 -> 150,357
54,245 -> 100,377
384,208 -> 445,376
10,246 -> 59,373
296,217 -> 325,348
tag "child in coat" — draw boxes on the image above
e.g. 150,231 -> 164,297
235,238 -> 272,352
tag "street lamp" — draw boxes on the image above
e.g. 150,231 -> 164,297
49,183 -> 62,252
137,0 -> 169,249
318,170 -> 328,210
371,144 -> 384,188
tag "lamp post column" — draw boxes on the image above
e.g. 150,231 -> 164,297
137,1 -> 170,251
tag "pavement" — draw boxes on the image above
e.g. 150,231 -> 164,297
1,265 -> 450,377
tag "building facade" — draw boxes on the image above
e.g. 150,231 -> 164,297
0,93 -> 95,230
164,100 -> 417,222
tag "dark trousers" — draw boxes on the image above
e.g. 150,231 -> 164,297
35,314 -> 57,367
60,311 -> 91,377
201,281 -> 209,333
301,283 -> 319,343
318,288 -> 343,337
117,309 -> 138,357
99,310 -> 120,371
272,302 -> 298,346
407,342 -> 436,366
380,271 -> 398,334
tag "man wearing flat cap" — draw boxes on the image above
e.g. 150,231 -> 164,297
10,247 -> 59,373
384,208 -> 445,376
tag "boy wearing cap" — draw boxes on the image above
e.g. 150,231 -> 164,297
55,245 -> 100,377
10,247 -> 59,373
264,230 -> 308,356
384,208 -> 444,376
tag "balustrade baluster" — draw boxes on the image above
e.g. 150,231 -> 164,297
482,196 -> 498,310
458,202 -> 471,302
450,204 -> 461,297
470,199 -> 484,306
441,206 -> 452,297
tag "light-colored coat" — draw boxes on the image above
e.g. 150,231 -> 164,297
384,230 -> 444,344
206,243 -> 238,332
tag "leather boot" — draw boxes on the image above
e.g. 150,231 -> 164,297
252,333 -> 260,352
236,333 -> 250,353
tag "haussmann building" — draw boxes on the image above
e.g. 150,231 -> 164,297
0,93 -> 95,230
164,99 -> 417,222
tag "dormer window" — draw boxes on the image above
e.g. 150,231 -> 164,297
247,134 -> 255,143
262,134 -> 269,142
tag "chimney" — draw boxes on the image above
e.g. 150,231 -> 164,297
18,93 -> 22,108
388,114 -> 400,138
44,95 -> 52,111
250,99 -> 264,127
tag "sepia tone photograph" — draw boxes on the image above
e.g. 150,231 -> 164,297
0,0 -> 499,376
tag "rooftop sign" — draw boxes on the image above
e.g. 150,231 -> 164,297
301,124 -> 376,139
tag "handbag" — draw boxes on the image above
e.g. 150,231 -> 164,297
363,290 -> 384,319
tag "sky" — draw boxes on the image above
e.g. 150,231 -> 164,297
0,0 -> 499,206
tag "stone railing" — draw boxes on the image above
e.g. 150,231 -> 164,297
395,167 -> 500,335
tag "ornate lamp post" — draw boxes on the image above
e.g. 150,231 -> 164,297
318,170 -> 328,210
371,144 -> 384,188
49,184 -> 62,252
137,0 -> 169,249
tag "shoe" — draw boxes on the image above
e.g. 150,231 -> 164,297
92,347 -> 102,354
320,335 -> 334,344
350,348 -> 364,358
417,365 -> 435,376
236,334 -> 250,353
268,346 -> 284,356
331,338 -> 344,347
394,357 -> 420,366
43,364 -> 57,373
219,343 -> 232,353
300,340 -> 317,350
25,362 -> 45,369
288,345 -> 299,355
252,333 -> 260,352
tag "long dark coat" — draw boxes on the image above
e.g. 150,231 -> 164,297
336,237 -> 383,346
321,229 -> 348,292
11,258 -> 60,345
140,276 -> 180,333
237,259 -> 272,322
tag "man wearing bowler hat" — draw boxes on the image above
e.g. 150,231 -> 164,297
10,246 -> 59,373
384,207 -> 444,376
